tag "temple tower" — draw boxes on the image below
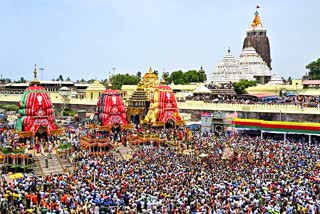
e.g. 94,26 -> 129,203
243,7 -> 271,70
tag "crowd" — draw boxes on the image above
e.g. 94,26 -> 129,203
0,131 -> 319,213
186,94 -> 320,107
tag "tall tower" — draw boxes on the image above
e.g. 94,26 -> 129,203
243,7 -> 271,70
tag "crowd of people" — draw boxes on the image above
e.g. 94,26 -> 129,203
186,94 -> 320,107
0,128 -> 319,213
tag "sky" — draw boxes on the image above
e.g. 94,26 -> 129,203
0,0 -> 319,82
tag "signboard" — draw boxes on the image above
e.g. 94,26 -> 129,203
201,112 -> 212,134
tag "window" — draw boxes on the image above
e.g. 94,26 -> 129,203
91,92 -> 93,100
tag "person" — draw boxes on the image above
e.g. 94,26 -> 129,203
45,158 -> 48,168
48,142 -> 52,159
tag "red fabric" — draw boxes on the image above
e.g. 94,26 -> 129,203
22,88 -> 57,133
151,85 -> 182,123
97,89 -> 127,126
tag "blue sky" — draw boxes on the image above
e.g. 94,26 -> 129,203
0,0 -> 319,81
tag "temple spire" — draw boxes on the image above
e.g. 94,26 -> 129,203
251,6 -> 263,28
148,67 -> 153,73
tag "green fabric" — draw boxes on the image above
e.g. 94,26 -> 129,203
18,109 -> 26,116
14,117 -> 24,132
20,91 -> 28,108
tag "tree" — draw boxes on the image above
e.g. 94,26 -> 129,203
111,73 -> 141,90
137,71 -> 142,79
306,58 -> 320,80
233,80 -> 257,94
287,76 -> 292,85
66,77 -> 71,81
87,79 -> 95,84
154,70 -> 159,76
163,72 -> 170,83
169,70 -> 185,84
183,70 -> 200,83
57,74 -> 64,81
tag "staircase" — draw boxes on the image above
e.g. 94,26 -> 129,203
117,144 -> 134,160
33,154 -> 65,176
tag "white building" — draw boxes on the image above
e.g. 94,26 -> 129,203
210,47 -> 272,84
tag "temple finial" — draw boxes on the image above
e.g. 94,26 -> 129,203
30,64 -> 40,86
228,47 -> 231,54
149,67 -> 152,73
251,6 -> 263,28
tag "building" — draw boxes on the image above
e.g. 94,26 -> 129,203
243,8 -> 271,70
0,80 -> 89,99
211,47 -> 272,84
85,80 -> 106,102
210,7 -> 273,85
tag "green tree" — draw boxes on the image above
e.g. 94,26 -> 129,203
162,72 -> 170,83
154,70 -> 159,76
111,73 -> 141,90
233,80 -> 257,94
66,77 -> 71,81
169,70 -> 185,84
57,74 -> 64,81
87,79 -> 95,84
287,76 -> 292,84
306,58 -> 320,80
137,71 -> 142,79
183,70 -> 200,83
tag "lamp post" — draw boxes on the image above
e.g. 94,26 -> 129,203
39,68 -> 45,80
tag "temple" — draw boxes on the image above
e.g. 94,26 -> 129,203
243,8 -> 271,69
126,67 -> 158,124
211,47 -> 272,84
96,83 -> 128,127
15,65 -> 60,137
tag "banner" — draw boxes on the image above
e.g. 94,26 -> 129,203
201,112 -> 212,134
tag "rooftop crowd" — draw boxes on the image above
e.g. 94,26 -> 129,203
0,126 -> 320,213
186,94 -> 320,107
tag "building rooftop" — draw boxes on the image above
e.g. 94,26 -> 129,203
302,80 -> 320,85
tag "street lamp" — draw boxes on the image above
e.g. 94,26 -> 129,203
39,68 -> 45,80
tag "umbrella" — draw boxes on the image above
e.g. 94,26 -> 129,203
199,153 -> 208,158
8,173 -> 24,180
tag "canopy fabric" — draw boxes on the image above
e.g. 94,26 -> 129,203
193,85 -> 212,94
8,173 -> 24,180
233,118 -> 320,134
